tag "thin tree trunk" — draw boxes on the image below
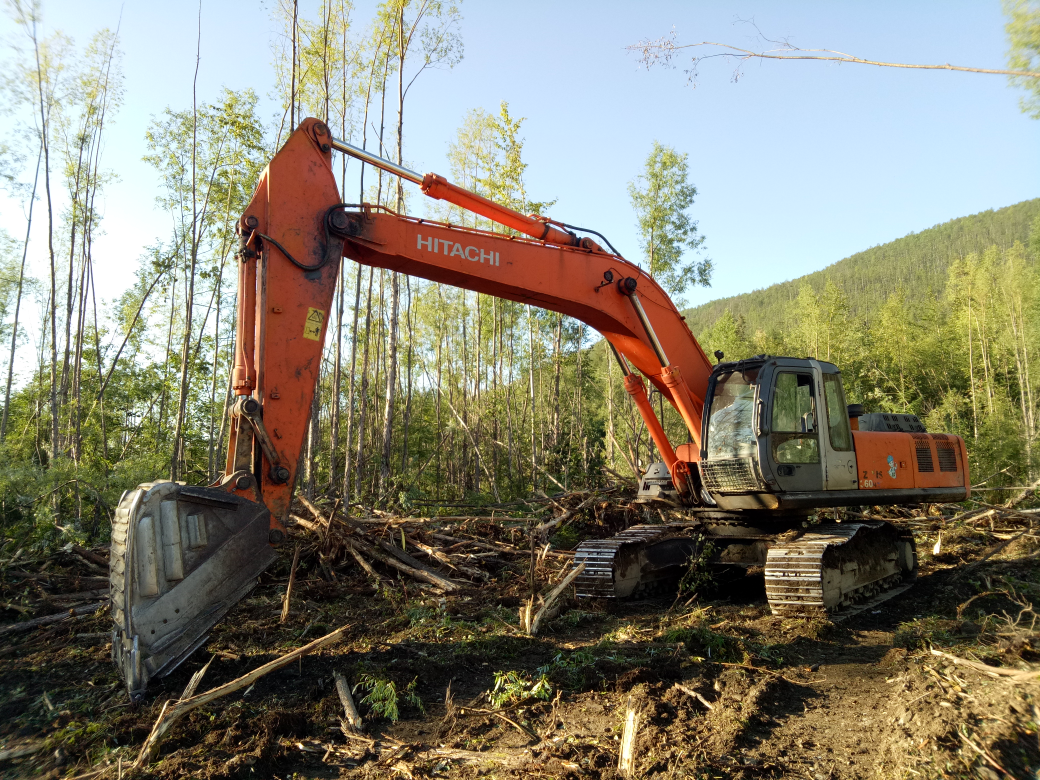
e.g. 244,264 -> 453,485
353,268 -> 375,501
474,293 -> 481,493
208,272 -> 223,481
551,312 -> 563,450
527,305 -> 537,490
435,295 -> 443,497
461,293 -> 469,489
290,0 -> 298,133
968,294 -> 978,439
380,272 -> 399,496
400,275 -> 413,473
305,370 -> 320,498
1,144 -> 41,442
330,259 -> 343,487
158,273 -> 177,439
342,264 -> 361,502
606,346 -> 615,470
170,16 -> 203,481
31,16 -> 60,463
87,260 -> 108,461
505,302 -> 516,481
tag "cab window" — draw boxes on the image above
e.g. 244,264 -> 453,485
822,373 -> 853,451
771,372 -> 820,464
706,369 -> 759,461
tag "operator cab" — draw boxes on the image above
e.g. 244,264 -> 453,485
698,355 -> 858,511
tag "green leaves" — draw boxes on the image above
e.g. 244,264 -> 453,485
628,141 -> 710,302
1004,0 -> 1040,118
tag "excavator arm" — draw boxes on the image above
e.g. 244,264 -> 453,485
231,118 -> 715,516
109,118 -> 715,698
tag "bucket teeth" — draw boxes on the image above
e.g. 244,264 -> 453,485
109,481 -> 278,700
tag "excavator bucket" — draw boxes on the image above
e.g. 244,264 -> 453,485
110,480 -> 277,700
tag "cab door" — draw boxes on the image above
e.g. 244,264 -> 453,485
816,364 -> 858,491
765,368 -> 824,492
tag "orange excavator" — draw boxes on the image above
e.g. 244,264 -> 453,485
109,118 -> 969,699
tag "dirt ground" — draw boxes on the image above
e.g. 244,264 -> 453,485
2,508 -> 1040,779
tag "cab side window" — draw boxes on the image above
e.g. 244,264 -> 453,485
822,373 -> 853,451
771,372 -> 819,464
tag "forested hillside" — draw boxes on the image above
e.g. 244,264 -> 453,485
684,198 -> 1040,335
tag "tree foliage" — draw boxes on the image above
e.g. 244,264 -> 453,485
628,141 -> 711,301
1005,0 -> 1040,118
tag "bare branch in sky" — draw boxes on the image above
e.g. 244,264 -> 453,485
628,20 -> 1040,88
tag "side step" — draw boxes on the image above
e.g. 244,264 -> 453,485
110,481 -> 278,700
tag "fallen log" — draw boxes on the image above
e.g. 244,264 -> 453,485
70,545 -> 108,568
346,543 -> 389,584
0,743 -> 46,762
930,649 -> 1040,683
1006,476 -> 1040,509
0,602 -> 105,638
348,536 -> 459,592
405,537 -> 457,570
290,513 -> 319,532
534,493 -> 603,535
372,536 -> 451,581
135,624 -> 349,767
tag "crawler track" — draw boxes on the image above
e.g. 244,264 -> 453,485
765,522 -> 917,617
573,519 -> 917,619
574,524 -> 700,599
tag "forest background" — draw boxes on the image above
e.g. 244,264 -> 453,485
0,0 -> 1037,548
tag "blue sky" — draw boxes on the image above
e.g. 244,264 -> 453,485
1,0 -> 1037,319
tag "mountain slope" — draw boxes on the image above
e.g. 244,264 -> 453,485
683,198 -> 1040,336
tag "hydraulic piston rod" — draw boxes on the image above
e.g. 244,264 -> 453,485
330,136 -> 602,251
330,136 -> 424,185
628,292 -> 670,368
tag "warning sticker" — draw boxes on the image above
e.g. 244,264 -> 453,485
303,307 -> 325,340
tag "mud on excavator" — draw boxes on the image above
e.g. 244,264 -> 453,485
109,118 -> 969,699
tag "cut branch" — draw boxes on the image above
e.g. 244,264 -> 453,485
135,624 -> 349,767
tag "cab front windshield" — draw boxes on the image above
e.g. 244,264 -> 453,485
706,369 -> 759,461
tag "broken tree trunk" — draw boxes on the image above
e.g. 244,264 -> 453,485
529,562 -> 586,636
281,546 -> 301,623
333,670 -> 364,734
618,693 -> 640,777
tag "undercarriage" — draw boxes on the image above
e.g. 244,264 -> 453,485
573,509 -> 918,618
